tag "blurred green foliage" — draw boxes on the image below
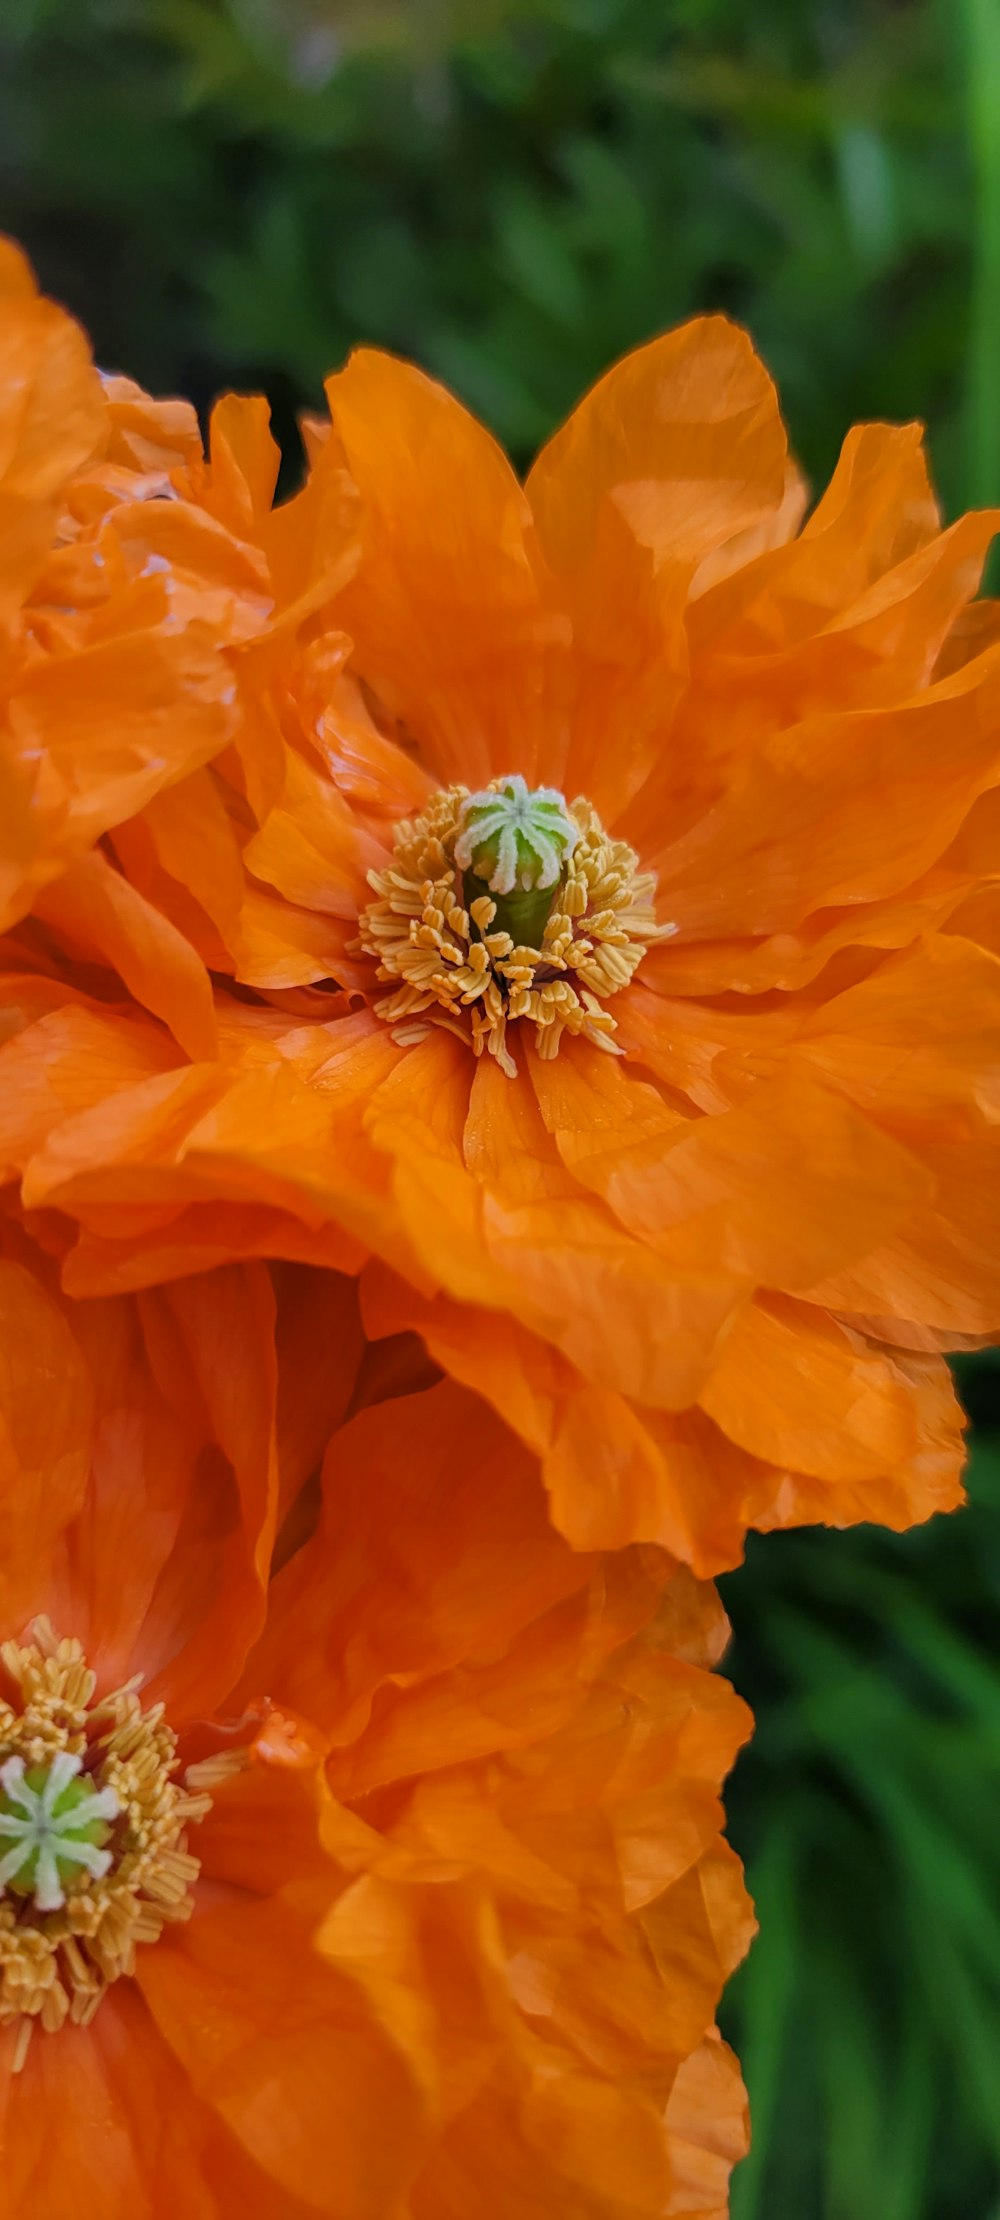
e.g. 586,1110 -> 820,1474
3,0 -> 1000,511
720,1371 -> 1000,2220
3,3 -> 1000,2216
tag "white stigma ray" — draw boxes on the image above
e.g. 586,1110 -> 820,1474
454,775 -> 579,896
0,1752 -> 119,1912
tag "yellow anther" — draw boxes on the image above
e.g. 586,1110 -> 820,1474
358,782 -> 675,1078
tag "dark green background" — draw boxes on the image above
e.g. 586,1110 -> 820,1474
4,5 -> 999,2214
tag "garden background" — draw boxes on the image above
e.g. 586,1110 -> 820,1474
3,2 -> 999,2214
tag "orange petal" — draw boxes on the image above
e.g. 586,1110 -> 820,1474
742,1347 -> 965,1533
326,347 -> 557,787
241,1378 -> 597,1753
689,421 -> 943,659
115,763 -> 248,969
0,1001 -> 179,1183
411,2071 -> 674,2219
200,393 -> 282,533
647,649 -> 1000,933
243,741 -> 376,928
531,1044 -> 928,1291
528,317 -> 789,585
807,1135 -> 1000,1338
664,2029 -> 751,2219
699,1295 -> 917,1482
138,1883 -> 428,2215
527,317 -> 790,814
792,934 -> 1000,1134
4,622 -> 234,928
128,1264 -> 279,1715
24,1261 -> 279,1719
0,1985 -> 218,2217
33,850 -> 217,1060
360,1264 -> 754,1569
368,1037 -> 741,1408
0,240 -> 103,504
0,1249 -> 94,1629
272,1262 -> 365,1536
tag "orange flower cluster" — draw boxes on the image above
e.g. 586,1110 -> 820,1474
0,1228 -> 750,2212
0,235 -> 996,2211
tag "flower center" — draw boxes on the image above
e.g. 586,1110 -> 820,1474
453,774 -> 580,948
0,1620 -> 213,2069
358,776 -> 674,1077
0,1754 -> 118,1913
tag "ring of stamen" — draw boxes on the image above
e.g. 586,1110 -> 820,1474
0,1619 -> 213,2069
358,777 -> 676,1077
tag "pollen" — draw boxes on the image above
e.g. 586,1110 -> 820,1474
0,1620 -> 212,2067
358,778 -> 676,1077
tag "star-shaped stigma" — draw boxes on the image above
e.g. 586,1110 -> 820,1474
0,1751 -> 119,1912
454,775 -> 580,898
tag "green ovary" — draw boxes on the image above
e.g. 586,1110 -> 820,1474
454,775 -> 579,948
0,1751 -> 119,1912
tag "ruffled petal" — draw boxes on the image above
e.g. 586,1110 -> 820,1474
807,1136 -> 1000,1338
530,1043 -> 928,1292
791,934 -> 1000,1135
14,1259 -> 280,1718
3,621 -> 236,931
699,1296 -> 917,1482
359,1265 -> 756,1570
33,851 -> 218,1060
0,1245 -> 94,1629
664,2030 -> 750,2220
138,1867 -> 428,2215
0,240 -> 104,620
645,650 -> 1000,933
0,1986 -> 218,2219
325,349 -> 558,788
239,1378 -> 604,1767
526,316 -> 790,817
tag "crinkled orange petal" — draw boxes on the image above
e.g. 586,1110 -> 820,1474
14,1260 -> 279,1717
0,236 -> 103,506
33,850 -> 218,1061
138,1875 -> 428,2215
199,393 -> 282,535
743,1345 -> 965,1531
241,1378 -> 603,1751
4,620 -> 235,928
689,421 -> 944,659
0,1986 -> 217,2218
792,933 -> 1000,1134
664,2030 -> 750,2220
699,1295 -> 917,1482
646,651 -> 1000,929
366,1036 -> 742,1409
119,766 -> 248,969
359,1263 -> 757,1570
0,1249 -> 94,1628
242,741 -> 378,942
326,347 -> 558,788
526,315 -> 790,816
808,1135 -> 1000,1338
531,1043 -> 928,1291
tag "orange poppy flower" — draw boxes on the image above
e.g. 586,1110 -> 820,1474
0,1219 -> 752,2214
0,240 -> 249,953
2,250 -> 997,1571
